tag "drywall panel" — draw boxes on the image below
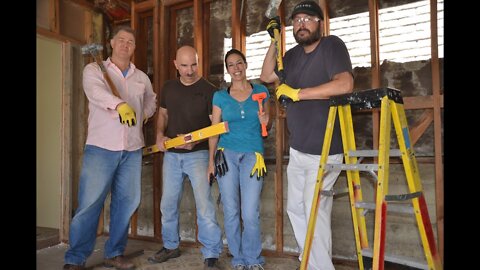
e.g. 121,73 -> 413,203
37,36 -> 62,229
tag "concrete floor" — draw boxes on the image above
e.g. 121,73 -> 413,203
36,235 -> 360,270
36,227 -> 423,270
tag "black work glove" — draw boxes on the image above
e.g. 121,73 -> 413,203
266,16 -> 281,40
214,148 -> 228,177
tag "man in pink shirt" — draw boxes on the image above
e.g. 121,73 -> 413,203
63,25 -> 157,270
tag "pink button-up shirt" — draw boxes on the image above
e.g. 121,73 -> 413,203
83,58 -> 157,151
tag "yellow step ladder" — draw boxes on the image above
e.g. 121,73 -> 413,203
300,88 -> 442,270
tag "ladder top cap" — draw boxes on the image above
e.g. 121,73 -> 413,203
329,87 -> 403,109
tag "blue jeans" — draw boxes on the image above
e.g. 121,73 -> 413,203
217,149 -> 265,267
161,150 -> 223,259
64,145 -> 142,265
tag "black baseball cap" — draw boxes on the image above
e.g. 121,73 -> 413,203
291,1 -> 324,20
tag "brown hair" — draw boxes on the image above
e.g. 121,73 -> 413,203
111,25 -> 136,40
224,48 -> 247,69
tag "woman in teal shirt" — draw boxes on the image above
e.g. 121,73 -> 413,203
208,49 -> 270,270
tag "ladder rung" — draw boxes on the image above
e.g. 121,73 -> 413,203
385,191 -> 422,202
355,202 -> 414,214
321,188 -> 349,197
361,248 -> 428,270
348,149 -> 402,157
323,163 -> 378,171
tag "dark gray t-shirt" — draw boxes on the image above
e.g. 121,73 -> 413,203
160,78 -> 216,153
283,35 -> 352,155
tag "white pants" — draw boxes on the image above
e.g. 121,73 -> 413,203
286,147 -> 343,270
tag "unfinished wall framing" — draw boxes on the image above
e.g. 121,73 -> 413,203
36,0 -> 444,266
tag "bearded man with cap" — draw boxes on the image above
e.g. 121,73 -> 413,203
261,1 -> 354,269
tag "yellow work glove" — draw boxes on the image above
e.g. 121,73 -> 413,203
276,83 -> 300,102
250,152 -> 267,180
266,16 -> 281,41
116,103 -> 137,127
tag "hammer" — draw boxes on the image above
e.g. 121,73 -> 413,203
252,92 -> 268,137
81,43 -> 122,99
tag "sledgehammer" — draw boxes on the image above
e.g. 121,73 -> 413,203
81,43 -> 122,99
252,92 -> 268,137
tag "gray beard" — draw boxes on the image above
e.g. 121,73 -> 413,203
294,27 -> 321,46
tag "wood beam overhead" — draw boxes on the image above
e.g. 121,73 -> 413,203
194,0 -> 204,76
63,0 -> 94,10
135,0 -> 156,12
231,0 -> 246,52
163,0 -> 189,6
163,0 -> 212,7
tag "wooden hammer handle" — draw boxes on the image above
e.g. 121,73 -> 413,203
94,55 -> 122,99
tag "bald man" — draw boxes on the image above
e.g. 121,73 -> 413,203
149,46 -> 223,270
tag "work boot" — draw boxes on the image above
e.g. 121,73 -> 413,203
204,257 -> 221,269
147,246 -> 181,263
63,264 -> 85,270
104,255 -> 135,270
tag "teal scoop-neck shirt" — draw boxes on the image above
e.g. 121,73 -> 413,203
213,83 -> 269,154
